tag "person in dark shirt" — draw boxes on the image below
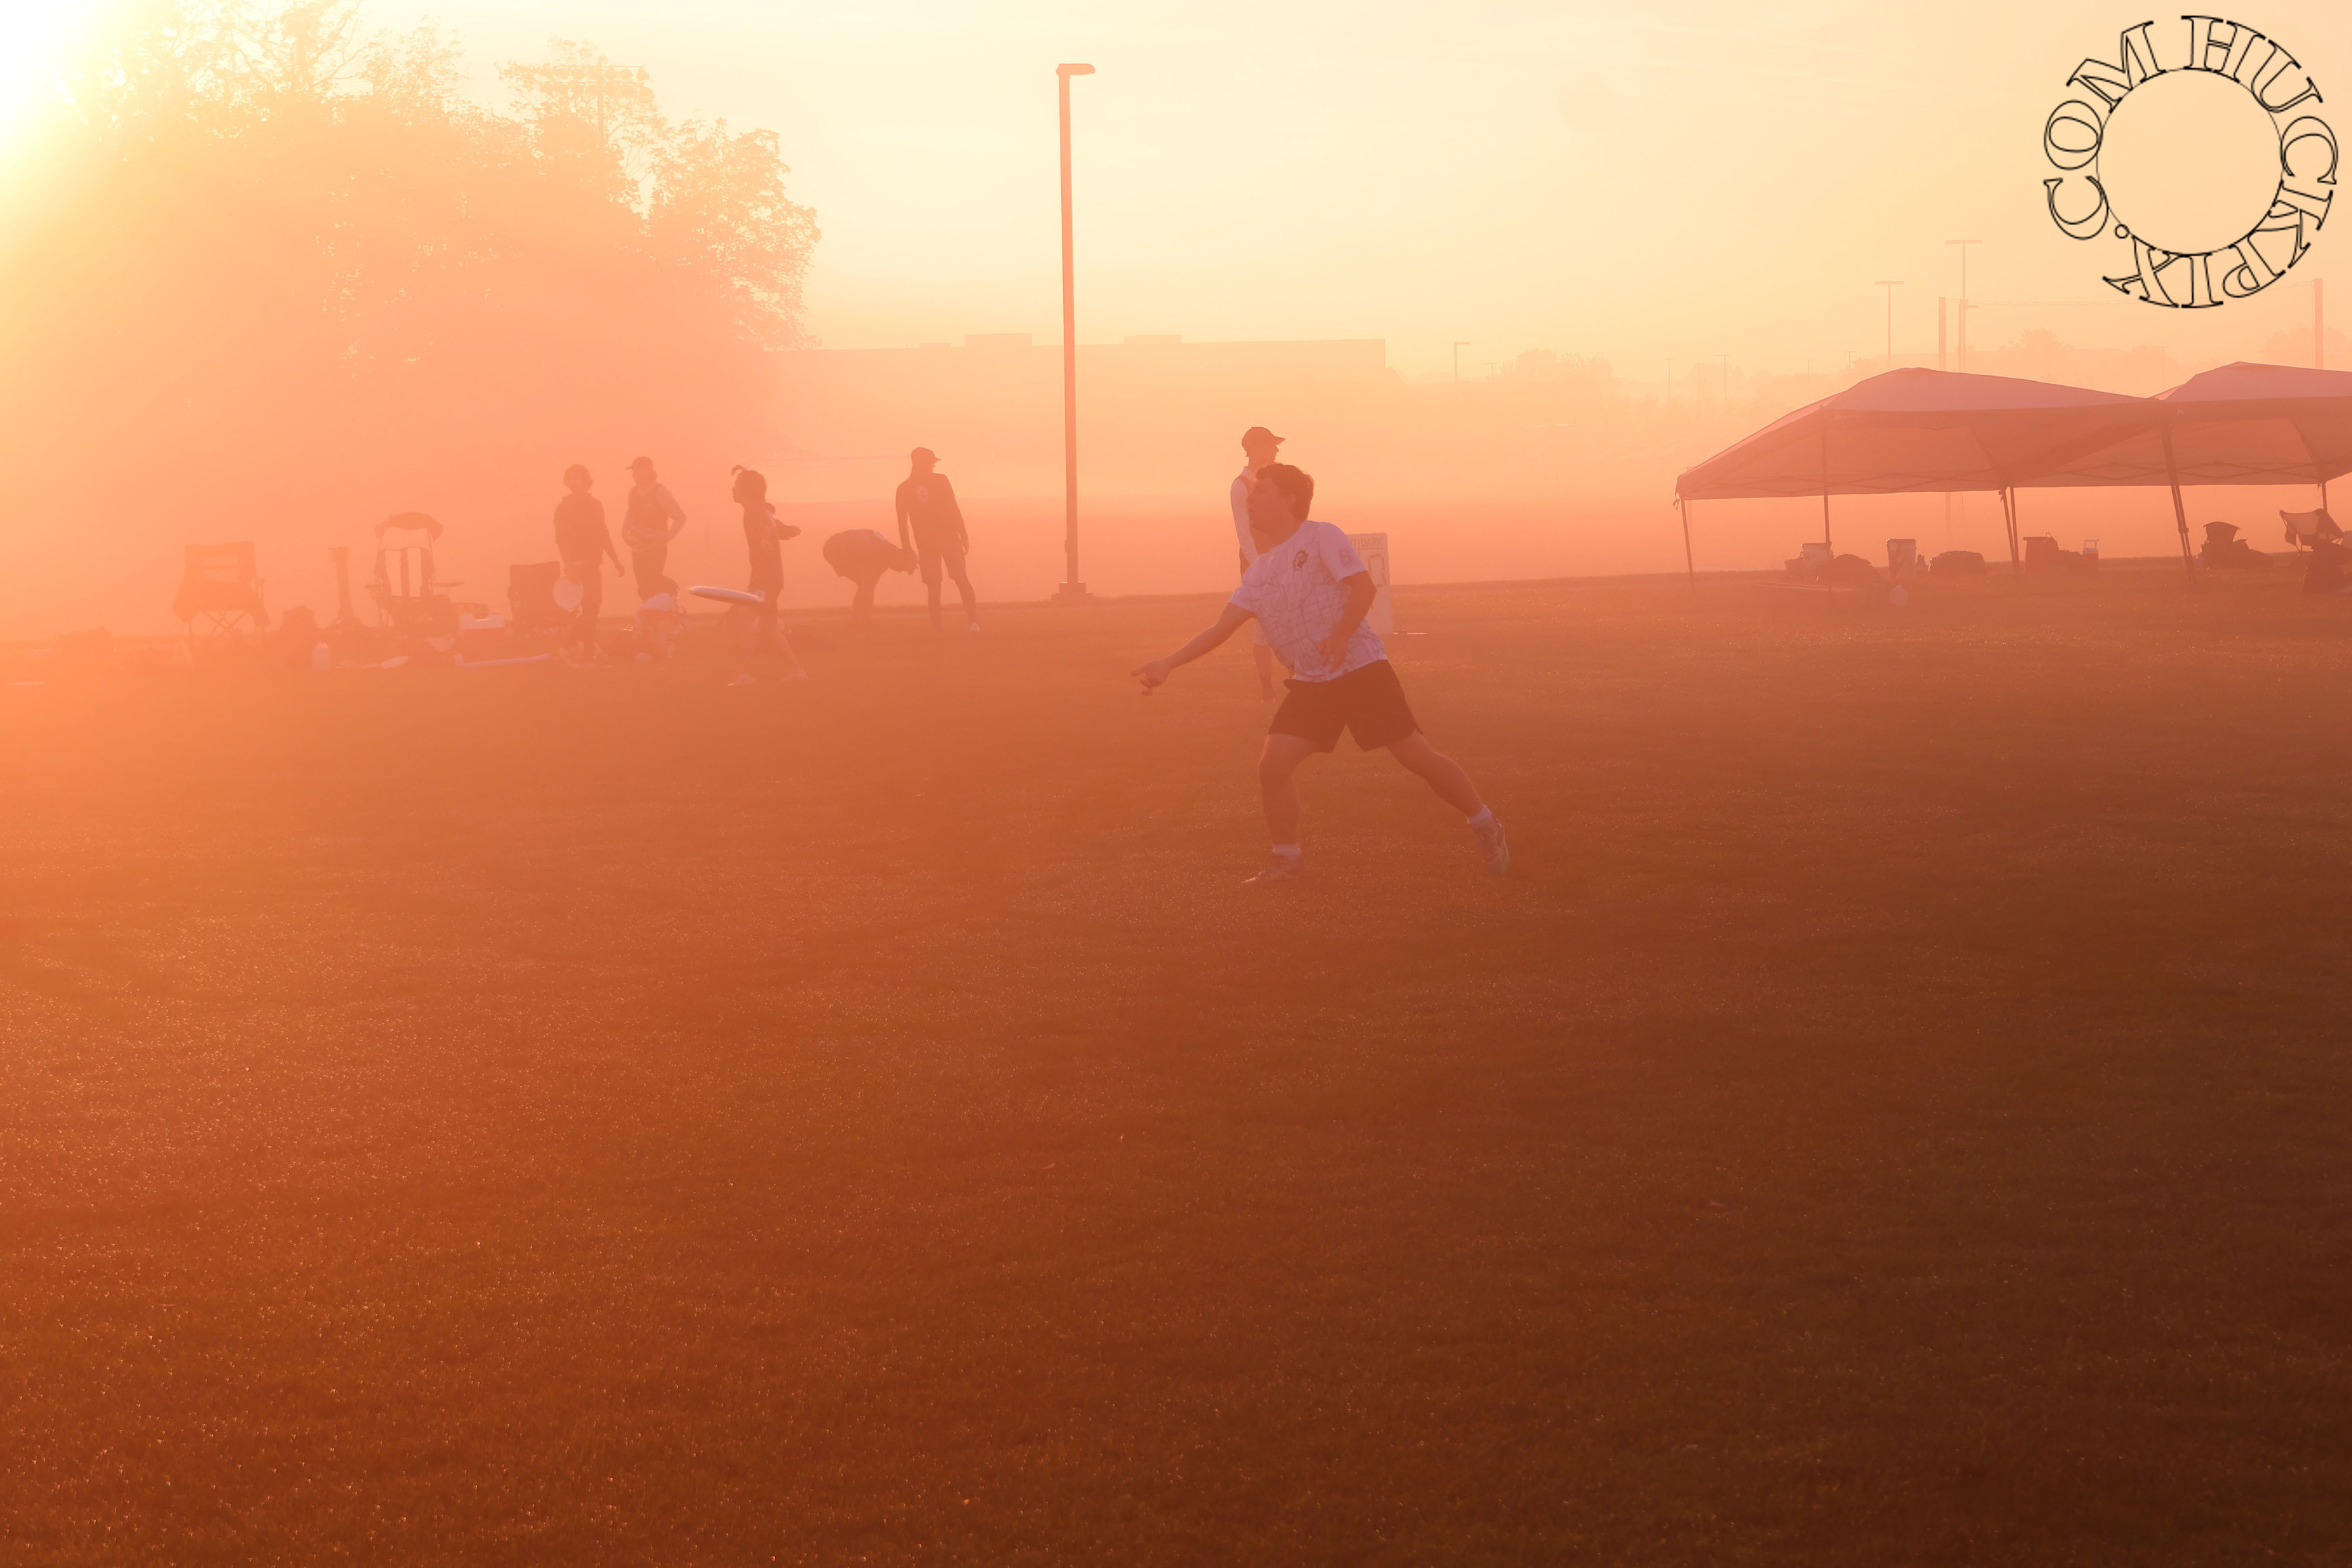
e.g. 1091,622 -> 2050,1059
893,447 -> 977,633
727,466 -> 807,684
821,529 -> 915,624
553,464 -> 620,657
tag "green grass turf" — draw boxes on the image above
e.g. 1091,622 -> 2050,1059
3,572 -> 2351,1564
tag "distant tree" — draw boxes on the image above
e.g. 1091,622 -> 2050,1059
0,0 -> 820,634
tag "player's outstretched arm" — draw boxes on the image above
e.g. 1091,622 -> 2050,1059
1133,602 -> 1254,691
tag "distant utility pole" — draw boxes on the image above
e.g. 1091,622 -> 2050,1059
1054,62 -> 1096,604
1452,341 -> 1469,384
1938,296 -> 1947,372
2319,278 -> 2328,370
1716,354 -> 1730,412
1946,240 -> 1980,372
1873,280 -> 1903,370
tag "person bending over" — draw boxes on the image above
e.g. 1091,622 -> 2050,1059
894,447 -> 977,633
1131,462 -> 1507,884
822,528 -> 916,625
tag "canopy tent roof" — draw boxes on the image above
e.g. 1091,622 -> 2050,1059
2030,362 -> 2352,489
1673,369 -> 2160,503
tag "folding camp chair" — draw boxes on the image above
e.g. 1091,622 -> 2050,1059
173,542 -> 268,642
508,562 -> 570,635
2281,508 -> 2343,549
368,513 -> 459,634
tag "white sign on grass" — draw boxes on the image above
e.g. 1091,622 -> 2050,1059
1347,532 -> 1394,635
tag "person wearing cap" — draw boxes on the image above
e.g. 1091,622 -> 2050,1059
552,463 -> 622,659
894,447 -> 977,633
1230,426 -> 1285,700
621,456 -> 688,601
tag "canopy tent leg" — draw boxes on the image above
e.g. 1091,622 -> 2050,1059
1677,497 -> 1696,595
2161,424 -> 2197,586
2002,488 -> 2022,583
1819,422 -> 1833,556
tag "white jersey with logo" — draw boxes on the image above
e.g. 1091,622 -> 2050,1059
1229,519 -> 1384,682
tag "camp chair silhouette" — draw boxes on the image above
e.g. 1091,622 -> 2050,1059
173,542 -> 268,641
2280,508 -> 2343,549
368,512 -> 459,633
508,562 -> 570,635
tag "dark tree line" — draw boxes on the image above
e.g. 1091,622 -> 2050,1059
0,0 -> 820,630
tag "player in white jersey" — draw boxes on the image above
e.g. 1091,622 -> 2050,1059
1133,463 -> 1507,883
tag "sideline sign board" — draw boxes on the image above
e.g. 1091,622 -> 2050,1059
1348,532 -> 1394,635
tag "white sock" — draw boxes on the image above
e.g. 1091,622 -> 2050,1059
1271,843 -> 1302,858
1466,806 -> 1495,829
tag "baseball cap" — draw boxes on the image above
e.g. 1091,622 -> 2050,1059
629,455 -> 655,472
910,446 -> 938,462
1240,426 -> 1284,447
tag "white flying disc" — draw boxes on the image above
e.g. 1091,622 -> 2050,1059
552,577 -> 584,612
689,585 -> 766,606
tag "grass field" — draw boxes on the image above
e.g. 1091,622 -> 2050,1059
5,570 -> 2351,1565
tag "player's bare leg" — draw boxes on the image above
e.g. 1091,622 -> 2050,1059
1389,731 -> 1509,874
1254,641 -> 1279,702
948,563 -> 978,631
1247,733 -> 1320,883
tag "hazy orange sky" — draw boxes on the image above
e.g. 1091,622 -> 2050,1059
5,0 -> 2344,385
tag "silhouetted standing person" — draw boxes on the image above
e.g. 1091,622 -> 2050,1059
553,464 -> 620,658
727,466 -> 807,684
822,528 -> 916,625
622,456 -> 687,600
895,447 -> 977,633
1231,425 -> 1285,700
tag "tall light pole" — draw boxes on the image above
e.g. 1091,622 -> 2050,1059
1873,280 -> 1903,370
1054,63 -> 1096,604
1946,240 -> 1980,372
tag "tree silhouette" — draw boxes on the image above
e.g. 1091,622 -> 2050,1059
0,0 -> 820,632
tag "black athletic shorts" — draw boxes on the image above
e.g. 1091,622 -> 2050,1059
914,531 -> 966,584
1268,660 -> 1419,752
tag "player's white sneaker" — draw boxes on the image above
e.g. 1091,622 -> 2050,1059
1243,855 -> 1304,885
727,672 -> 756,687
783,667 -> 810,681
1473,816 -> 1509,876
967,620 -> 981,633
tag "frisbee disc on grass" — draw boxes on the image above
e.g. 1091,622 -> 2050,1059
552,576 -> 583,612
689,585 -> 766,606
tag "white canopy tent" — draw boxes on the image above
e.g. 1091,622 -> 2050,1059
1671,370 -> 2163,582
1674,364 -> 2352,585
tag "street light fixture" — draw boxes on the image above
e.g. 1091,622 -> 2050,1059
1054,64 -> 1096,604
1945,241 -> 1980,372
